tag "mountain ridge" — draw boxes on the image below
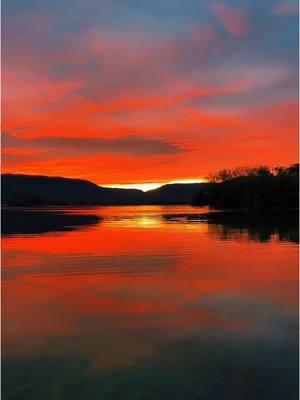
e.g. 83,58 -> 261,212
2,173 -> 208,206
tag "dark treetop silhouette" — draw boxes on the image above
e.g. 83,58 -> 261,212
194,164 -> 299,210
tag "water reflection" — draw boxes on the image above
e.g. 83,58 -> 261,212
2,206 -> 298,399
163,209 -> 299,243
2,208 -> 101,236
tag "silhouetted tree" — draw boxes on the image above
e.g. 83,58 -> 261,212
200,164 -> 299,209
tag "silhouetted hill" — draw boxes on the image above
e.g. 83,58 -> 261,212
145,183 -> 210,204
1,174 -> 209,206
1,174 -> 144,206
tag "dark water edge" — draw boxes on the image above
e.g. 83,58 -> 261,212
3,328 -> 298,400
1,208 -> 102,236
163,209 -> 299,243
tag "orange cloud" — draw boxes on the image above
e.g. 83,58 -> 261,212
2,13 -> 297,184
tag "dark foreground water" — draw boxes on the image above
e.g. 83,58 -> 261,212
2,206 -> 299,400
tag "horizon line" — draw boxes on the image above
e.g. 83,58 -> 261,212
2,172 -> 207,192
101,179 -> 207,192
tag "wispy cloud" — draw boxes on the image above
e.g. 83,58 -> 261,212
212,3 -> 253,37
2,133 -> 185,156
274,0 -> 298,16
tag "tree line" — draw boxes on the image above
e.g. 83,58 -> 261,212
194,164 -> 299,209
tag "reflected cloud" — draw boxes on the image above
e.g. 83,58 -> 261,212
2,250 -> 180,280
199,293 -> 298,338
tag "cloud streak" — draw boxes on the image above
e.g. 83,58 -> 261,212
2,133 -> 185,156
212,3 -> 253,37
274,1 -> 298,16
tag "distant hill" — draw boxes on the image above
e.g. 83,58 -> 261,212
145,183 -> 209,204
1,174 -> 144,205
1,174 -> 209,206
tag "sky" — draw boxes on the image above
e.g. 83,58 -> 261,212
2,0 -> 299,187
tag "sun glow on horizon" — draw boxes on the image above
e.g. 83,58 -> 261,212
102,179 -> 207,192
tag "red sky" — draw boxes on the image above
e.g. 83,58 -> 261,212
2,0 -> 298,186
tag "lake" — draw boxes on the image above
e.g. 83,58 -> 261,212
2,205 -> 299,400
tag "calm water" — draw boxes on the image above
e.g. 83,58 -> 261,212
2,205 -> 299,400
